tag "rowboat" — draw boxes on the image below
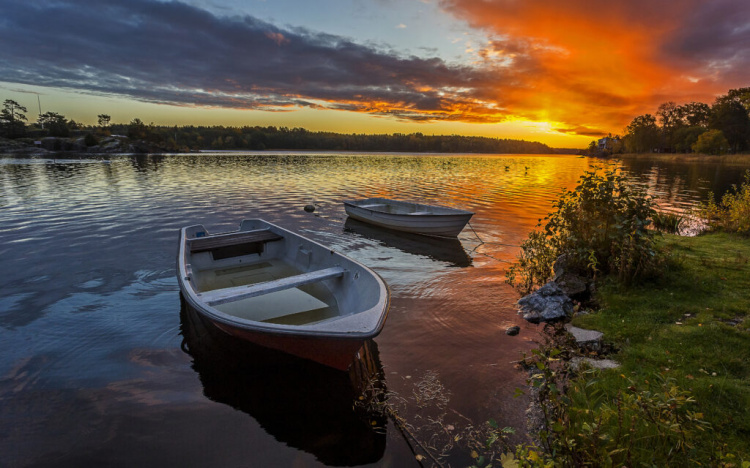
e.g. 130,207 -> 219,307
344,218 -> 472,267
343,198 -> 474,237
177,219 -> 390,370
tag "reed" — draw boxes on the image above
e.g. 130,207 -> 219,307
652,210 -> 685,234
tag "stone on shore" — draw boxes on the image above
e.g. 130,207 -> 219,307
517,282 -> 574,324
571,357 -> 620,370
565,324 -> 604,351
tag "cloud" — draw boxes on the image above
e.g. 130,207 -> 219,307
438,0 -> 750,134
0,0 -> 510,124
1,0 -> 747,137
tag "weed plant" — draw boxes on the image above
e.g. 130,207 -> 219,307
652,210 -> 685,234
700,170 -> 750,235
506,167 -> 661,293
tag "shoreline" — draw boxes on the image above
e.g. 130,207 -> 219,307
615,152 -> 750,165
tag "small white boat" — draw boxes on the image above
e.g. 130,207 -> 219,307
344,198 -> 474,237
177,219 -> 390,370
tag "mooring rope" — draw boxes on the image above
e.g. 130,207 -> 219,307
465,221 -> 519,263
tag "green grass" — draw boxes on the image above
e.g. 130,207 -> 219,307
570,232 -> 750,461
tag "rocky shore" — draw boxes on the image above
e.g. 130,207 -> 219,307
0,135 -> 180,155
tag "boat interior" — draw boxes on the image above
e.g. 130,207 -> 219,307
184,227 -> 344,326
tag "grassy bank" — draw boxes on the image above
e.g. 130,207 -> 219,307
569,232 -> 750,462
617,152 -> 750,165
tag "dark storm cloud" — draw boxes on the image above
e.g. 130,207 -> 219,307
0,0 -> 495,120
661,0 -> 750,81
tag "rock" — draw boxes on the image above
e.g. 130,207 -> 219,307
505,326 -> 520,336
555,272 -> 588,297
565,324 -> 603,351
570,357 -> 620,370
304,204 -> 316,212
517,281 -> 574,324
553,254 -> 590,298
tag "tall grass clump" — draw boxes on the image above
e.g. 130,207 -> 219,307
700,170 -> 750,235
506,167 -> 661,293
652,210 -> 685,234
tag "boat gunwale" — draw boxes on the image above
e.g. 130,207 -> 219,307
343,197 -> 474,216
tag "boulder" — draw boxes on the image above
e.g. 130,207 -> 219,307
517,282 -> 574,324
553,254 -> 589,298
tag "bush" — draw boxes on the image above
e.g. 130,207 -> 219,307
700,170 -> 750,235
83,133 -> 98,147
692,129 -> 729,155
506,167 -> 660,293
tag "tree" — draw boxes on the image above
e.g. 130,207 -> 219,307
672,126 -> 707,153
709,99 -> 750,153
692,129 -> 729,155
128,118 -> 148,140
0,99 -> 28,138
623,114 -> 659,153
97,114 -> 111,127
718,87 -> 750,112
677,102 -> 711,127
38,111 -> 70,137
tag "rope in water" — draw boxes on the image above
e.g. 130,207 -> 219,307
465,221 -> 518,263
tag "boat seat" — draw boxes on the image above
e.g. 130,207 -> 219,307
199,266 -> 346,307
409,211 -> 432,215
189,228 -> 282,253
359,204 -> 386,209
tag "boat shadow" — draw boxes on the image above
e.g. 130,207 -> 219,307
344,218 -> 473,267
179,295 -> 387,466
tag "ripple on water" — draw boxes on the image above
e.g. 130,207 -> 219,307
3,152 -> 749,466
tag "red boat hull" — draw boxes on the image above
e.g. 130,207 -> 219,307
213,321 -> 366,371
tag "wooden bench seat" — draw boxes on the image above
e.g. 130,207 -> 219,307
199,266 -> 346,307
189,229 -> 282,253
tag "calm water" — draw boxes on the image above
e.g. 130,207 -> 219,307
2,152 -> 748,467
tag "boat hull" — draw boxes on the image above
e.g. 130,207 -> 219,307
212,320 -> 366,370
344,198 -> 474,237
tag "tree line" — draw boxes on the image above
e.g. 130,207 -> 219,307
0,99 -> 554,154
591,87 -> 750,156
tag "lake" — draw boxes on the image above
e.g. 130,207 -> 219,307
1,152 -> 748,467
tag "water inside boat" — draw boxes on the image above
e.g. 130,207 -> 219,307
193,258 -> 340,326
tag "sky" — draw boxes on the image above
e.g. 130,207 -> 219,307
1,0 -> 749,148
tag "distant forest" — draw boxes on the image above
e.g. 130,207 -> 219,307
0,100 -> 560,154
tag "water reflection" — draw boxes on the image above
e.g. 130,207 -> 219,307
179,296 -> 387,466
343,218 -> 473,267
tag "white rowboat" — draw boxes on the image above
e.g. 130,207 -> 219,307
344,198 -> 474,237
177,219 -> 390,370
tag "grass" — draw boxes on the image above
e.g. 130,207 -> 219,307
570,232 -> 750,461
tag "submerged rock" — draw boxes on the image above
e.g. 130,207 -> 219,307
505,326 -> 520,336
517,281 -> 574,324
304,204 -> 316,212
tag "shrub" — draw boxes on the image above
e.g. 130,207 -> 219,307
700,170 -> 750,235
83,133 -> 98,147
692,129 -> 729,155
506,167 -> 660,293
